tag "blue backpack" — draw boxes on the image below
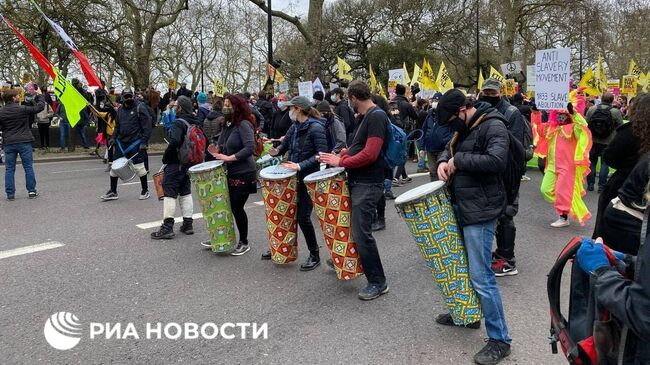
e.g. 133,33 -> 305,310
425,110 -> 453,152
365,109 -> 407,169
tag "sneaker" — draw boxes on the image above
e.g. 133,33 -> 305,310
231,241 -> 250,256
200,241 -> 212,249
28,191 -> 39,199
520,175 -> 531,182
550,217 -> 570,228
358,283 -> 389,301
402,177 -> 413,183
384,191 -> 396,200
261,250 -> 272,260
492,259 -> 518,277
435,313 -> 481,329
100,191 -> 118,201
473,339 -> 511,365
371,219 -> 386,231
416,168 -> 429,173
392,178 -> 402,187
139,191 -> 151,200
300,254 -> 321,271
7,195 -> 15,201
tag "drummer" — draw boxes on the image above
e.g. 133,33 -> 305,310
207,94 -> 258,256
267,96 -> 329,271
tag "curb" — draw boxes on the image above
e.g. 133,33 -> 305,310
31,152 -> 164,164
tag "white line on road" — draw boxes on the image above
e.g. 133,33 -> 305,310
50,167 -> 107,174
0,242 -> 65,260
121,179 -> 153,186
136,201 -> 266,229
409,172 -> 429,178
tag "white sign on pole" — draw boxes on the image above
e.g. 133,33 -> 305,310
298,81 -> 313,97
534,48 -> 571,110
312,78 -> 325,93
329,82 -> 339,91
500,61 -> 522,77
388,69 -> 406,85
526,65 -> 536,91
279,81 -> 289,93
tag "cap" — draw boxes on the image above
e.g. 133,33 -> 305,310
481,78 -> 501,91
285,96 -> 313,111
122,88 -> 134,97
436,89 -> 466,123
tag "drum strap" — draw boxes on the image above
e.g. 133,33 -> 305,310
117,139 -> 141,155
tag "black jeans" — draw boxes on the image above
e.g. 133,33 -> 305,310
350,182 -> 386,285
37,123 -> 50,147
297,181 -> 319,256
162,164 -> 191,197
495,190 -> 520,261
601,203 -> 642,255
229,185 -> 252,243
587,142 -> 609,189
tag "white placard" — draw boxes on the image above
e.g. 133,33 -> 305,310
312,77 -> 325,93
526,65 -> 536,91
279,81 -> 289,93
329,82 -> 339,91
500,61 -> 522,77
534,48 -> 570,110
298,81 -> 313,97
388,69 -> 405,84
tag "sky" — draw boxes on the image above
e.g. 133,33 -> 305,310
272,0 -> 336,16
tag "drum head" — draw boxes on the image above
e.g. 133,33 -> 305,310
111,157 -> 128,169
394,181 -> 446,205
259,165 -> 296,180
303,167 -> 345,183
256,155 -> 277,164
188,160 -> 224,173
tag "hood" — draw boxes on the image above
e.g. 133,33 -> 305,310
176,113 -> 199,125
468,102 -> 499,129
198,103 -> 212,111
206,109 -> 222,119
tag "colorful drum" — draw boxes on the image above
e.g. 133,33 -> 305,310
256,154 -> 280,174
304,168 -> 363,280
259,165 -> 299,264
395,181 -> 482,325
152,165 -> 165,201
188,161 -> 237,253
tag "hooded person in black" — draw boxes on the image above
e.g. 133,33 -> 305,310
151,96 -> 197,239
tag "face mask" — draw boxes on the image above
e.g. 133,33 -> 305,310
25,96 -> 33,102
330,95 -> 337,103
123,98 -> 134,107
289,110 -> 297,122
277,102 -> 285,110
222,107 -> 233,118
479,95 -> 501,107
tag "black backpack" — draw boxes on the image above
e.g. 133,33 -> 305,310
588,105 -> 614,139
503,105 -> 534,161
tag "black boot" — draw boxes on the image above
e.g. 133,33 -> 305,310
151,218 -> 175,240
372,218 -> 386,231
300,253 -> 321,271
179,218 -> 194,235
261,250 -> 272,260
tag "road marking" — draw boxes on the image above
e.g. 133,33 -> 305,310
121,179 -> 153,186
136,213 -> 204,230
50,167 -> 107,174
409,172 -> 429,178
253,200 -> 264,206
0,241 -> 65,260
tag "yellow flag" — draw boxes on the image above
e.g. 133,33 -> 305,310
622,75 -> 638,96
274,70 -> 286,84
478,69 -> 484,90
337,56 -> 353,81
368,64 -> 378,93
504,79 -> 516,96
421,58 -> 437,90
435,61 -> 454,92
628,59 -> 642,79
596,54 -> 608,93
488,66 -> 505,83
403,62 -> 411,85
639,72 -> 650,92
52,67 -> 88,128
579,67 -> 600,96
411,63 -> 421,87
214,78 -> 228,97
377,82 -> 387,99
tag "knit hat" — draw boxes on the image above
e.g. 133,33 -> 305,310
176,95 -> 193,114
436,89 -> 466,123
316,101 -> 332,114
197,92 -> 208,104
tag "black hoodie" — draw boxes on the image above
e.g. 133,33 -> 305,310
163,113 -> 199,164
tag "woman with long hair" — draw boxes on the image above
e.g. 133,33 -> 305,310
266,96 -> 329,270
207,94 -> 258,255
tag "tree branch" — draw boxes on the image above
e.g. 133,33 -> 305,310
248,0 -> 313,45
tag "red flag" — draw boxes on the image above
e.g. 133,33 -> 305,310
28,0 -> 102,88
1,15 -> 55,79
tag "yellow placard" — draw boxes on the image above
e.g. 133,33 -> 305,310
622,75 -> 637,95
504,79 -> 516,96
16,87 -> 25,102
168,79 -> 177,90
214,79 -> 228,97
526,90 -> 535,99
22,73 -> 31,84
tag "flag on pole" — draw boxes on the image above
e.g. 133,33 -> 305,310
29,0 -> 102,87
488,66 -> 505,83
638,72 -> 650,93
628,59 -> 642,79
421,59 -> 437,90
411,63 -> 421,87
1,14 -> 54,79
596,54 -> 608,93
403,62 -> 411,85
579,67 -> 600,96
337,57 -> 353,81
435,61 -> 454,92
377,82 -> 387,99
478,69 -> 485,90
52,66 -> 89,127
369,64 -> 378,93
312,77 -> 325,93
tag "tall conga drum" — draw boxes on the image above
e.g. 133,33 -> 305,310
395,181 -> 482,325
259,165 -> 299,264
188,160 -> 237,253
304,168 -> 363,280
256,154 -> 280,175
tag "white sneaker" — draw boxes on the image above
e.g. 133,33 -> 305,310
550,217 -> 570,228
521,175 -> 531,182
139,191 -> 151,200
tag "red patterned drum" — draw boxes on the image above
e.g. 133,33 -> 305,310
304,167 -> 363,280
259,165 -> 299,264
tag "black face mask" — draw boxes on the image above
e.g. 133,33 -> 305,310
479,95 -> 501,107
123,98 -> 134,107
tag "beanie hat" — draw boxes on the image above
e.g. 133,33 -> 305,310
176,96 -> 193,114
197,92 -> 208,104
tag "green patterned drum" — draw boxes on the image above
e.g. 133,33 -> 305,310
188,161 -> 237,253
395,181 -> 482,326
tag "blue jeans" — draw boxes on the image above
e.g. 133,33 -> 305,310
75,123 -> 88,148
4,142 -> 36,196
463,219 -> 511,344
587,142 -> 609,189
59,121 -> 70,149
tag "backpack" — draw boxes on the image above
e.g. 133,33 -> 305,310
425,110 -> 453,152
503,105 -> 534,161
177,118 -> 206,167
588,105 -> 615,139
370,109 -> 407,169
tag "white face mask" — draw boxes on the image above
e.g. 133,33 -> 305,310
289,110 -> 297,122
330,95 -> 337,103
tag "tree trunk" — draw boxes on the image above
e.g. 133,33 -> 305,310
499,0 -> 522,63
306,0 -> 325,79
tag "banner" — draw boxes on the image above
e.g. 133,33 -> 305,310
628,59 -> 642,79
337,57 -> 353,81
488,66 -> 505,83
435,61 -> 454,93
504,79 -> 516,96
622,75 -> 637,95
579,67 -> 599,96
1,14 -> 55,79
639,72 -> 650,93
421,59 -> 437,91
52,67 -> 89,127
298,81 -> 313,97
369,64 -> 378,93
388,68 -> 405,98
411,63 -> 421,87
403,63 -> 411,85
534,47 -> 570,110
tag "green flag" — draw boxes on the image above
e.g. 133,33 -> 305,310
52,67 -> 88,127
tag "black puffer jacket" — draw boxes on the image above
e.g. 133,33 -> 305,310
162,113 -> 199,165
277,118 -> 329,178
0,95 -> 45,145
203,109 -> 224,144
114,101 -> 152,145
438,105 -> 509,226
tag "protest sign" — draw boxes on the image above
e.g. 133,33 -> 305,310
526,65 -> 536,91
534,48 -> 570,110
500,61 -> 522,78
622,76 -> 637,95
607,79 -> 620,96
168,79 -> 176,90
504,79 -> 516,96
298,81 -> 313,97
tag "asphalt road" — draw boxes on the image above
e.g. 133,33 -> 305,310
0,158 -> 598,364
